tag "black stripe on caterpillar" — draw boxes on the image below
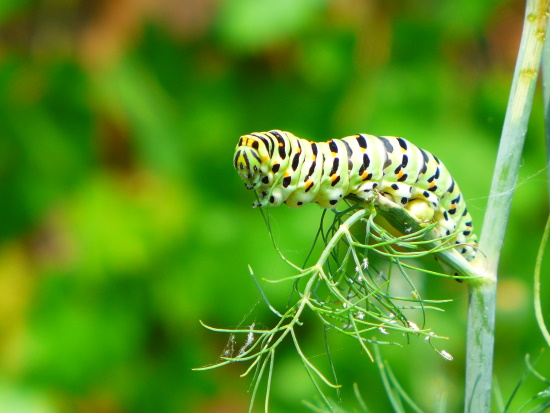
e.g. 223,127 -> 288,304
234,130 -> 478,262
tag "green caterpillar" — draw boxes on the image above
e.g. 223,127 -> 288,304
233,130 -> 478,262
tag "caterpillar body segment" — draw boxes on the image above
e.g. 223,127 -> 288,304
234,130 -> 478,261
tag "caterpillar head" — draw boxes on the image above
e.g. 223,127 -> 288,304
233,135 -> 267,190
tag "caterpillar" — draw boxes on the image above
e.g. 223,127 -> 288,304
233,130 -> 478,262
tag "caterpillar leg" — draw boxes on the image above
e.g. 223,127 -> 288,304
381,182 -> 413,205
352,182 -> 379,203
435,209 -> 457,237
454,232 -> 478,261
412,188 -> 440,209
253,188 -> 285,207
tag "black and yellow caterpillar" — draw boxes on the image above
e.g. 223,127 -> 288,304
233,130 -> 477,262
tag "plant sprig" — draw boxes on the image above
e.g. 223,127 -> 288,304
196,197 -> 464,412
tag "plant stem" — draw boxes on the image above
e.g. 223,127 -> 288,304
534,216 -> 550,347
540,0 -> 550,348
349,194 -> 480,278
542,8 -> 550,204
464,1 -> 549,412
373,196 -> 480,278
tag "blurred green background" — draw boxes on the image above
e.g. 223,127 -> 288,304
0,0 -> 549,412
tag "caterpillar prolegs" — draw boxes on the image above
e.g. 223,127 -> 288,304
233,130 -> 478,262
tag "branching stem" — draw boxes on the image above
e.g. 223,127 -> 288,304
464,1 -> 550,412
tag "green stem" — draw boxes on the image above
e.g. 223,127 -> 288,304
465,1 -> 549,412
356,195 -> 481,278
540,0 -> 550,347
534,215 -> 550,346
544,8 -> 550,204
